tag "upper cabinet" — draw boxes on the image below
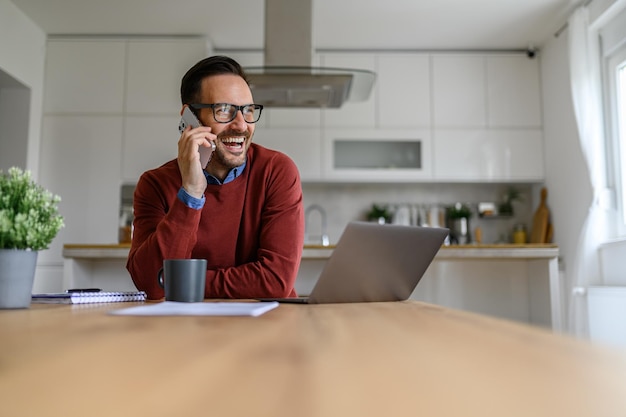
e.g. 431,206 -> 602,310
486,55 -> 542,128
377,54 -> 431,128
43,37 -> 208,186
321,53 -> 377,129
44,40 -> 126,113
125,40 -> 208,114
433,55 -> 487,127
322,128 -> 432,182
43,41 -> 545,187
430,54 -> 543,181
432,129 -> 544,182
253,128 -> 322,181
432,54 -> 542,129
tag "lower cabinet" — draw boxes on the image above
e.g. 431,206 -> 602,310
297,247 -> 561,330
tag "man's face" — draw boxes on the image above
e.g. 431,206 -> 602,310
196,74 -> 256,175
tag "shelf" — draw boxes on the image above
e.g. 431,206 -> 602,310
478,214 -> 513,219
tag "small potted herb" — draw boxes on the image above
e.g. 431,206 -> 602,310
366,204 -> 392,224
447,203 -> 472,245
498,187 -> 522,216
0,167 -> 64,308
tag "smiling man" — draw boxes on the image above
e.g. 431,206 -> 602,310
127,56 -> 304,300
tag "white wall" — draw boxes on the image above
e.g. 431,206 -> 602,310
0,0 -> 46,177
0,0 -> 52,291
0,87 -> 30,169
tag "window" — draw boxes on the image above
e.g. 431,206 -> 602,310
606,48 -> 626,234
615,56 -> 626,223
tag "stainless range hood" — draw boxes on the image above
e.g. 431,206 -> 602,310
245,0 -> 375,108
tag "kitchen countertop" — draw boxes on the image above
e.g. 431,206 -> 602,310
62,243 -> 559,260
61,243 -> 562,330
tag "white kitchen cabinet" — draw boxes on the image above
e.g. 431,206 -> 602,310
432,54 -> 541,129
125,39 -> 208,115
122,115 -> 180,182
322,129 -> 432,182
433,129 -> 544,181
321,53 -> 377,128
38,115 -> 123,263
432,54 -> 486,127
431,53 -> 544,182
44,40 -> 126,114
253,128 -> 322,181
487,55 -> 542,127
377,53 -> 431,128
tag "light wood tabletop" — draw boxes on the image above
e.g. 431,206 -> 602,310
1,301 -> 625,417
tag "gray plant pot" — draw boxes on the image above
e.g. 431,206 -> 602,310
0,249 -> 38,309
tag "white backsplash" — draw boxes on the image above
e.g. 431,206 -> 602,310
119,182 -> 536,246
302,183 -> 535,245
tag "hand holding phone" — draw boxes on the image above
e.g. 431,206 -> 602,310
179,107 -> 215,168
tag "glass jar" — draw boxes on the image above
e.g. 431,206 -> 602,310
118,206 -> 133,243
512,223 -> 527,244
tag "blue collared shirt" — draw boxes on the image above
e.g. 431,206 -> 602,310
177,161 -> 247,210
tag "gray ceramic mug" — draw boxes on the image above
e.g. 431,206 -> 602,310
157,259 -> 207,302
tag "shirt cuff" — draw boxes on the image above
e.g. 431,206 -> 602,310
177,187 -> 205,210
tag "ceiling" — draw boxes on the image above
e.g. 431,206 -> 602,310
11,0 -> 579,51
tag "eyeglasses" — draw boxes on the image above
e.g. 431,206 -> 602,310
189,103 -> 264,124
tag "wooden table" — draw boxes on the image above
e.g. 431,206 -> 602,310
1,301 -> 624,417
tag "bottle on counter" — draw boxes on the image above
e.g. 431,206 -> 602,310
118,206 -> 133,243
512,223 -> 527,244
474,226 -> 482,244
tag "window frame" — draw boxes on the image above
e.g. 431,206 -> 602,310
604,47 -> 626,236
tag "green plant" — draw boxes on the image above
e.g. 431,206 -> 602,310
497,187 -> 523,216
366,204 -> 392,223
0,167 -> 64,250
447,203 -> 472,219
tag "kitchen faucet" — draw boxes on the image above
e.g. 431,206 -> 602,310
305,204 -> 330,247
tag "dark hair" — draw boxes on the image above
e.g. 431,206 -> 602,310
180,55 -> 249,105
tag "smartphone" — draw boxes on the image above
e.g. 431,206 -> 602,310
178,106 -> 215,168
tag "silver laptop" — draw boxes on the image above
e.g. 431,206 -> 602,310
259,221 -> 449,304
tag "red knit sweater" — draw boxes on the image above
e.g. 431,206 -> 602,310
126,143 -> 304,300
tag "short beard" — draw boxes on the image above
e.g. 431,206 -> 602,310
213,146 -> 248,170
213,130 -> 250,170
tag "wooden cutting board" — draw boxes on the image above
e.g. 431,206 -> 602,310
530,187 -> 550,243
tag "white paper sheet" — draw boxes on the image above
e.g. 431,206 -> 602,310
109,301 -> 279,317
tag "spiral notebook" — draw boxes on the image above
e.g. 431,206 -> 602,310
32,291 -> 146,304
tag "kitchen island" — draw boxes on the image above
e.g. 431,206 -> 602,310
63,243 -> 560,330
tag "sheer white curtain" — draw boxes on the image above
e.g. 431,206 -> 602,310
568,7 -> 612,337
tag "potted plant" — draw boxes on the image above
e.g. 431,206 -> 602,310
497,187 -> 522,216
447,203 -> 472,244
366,204 -> 392,224
0,167 -> 64,308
